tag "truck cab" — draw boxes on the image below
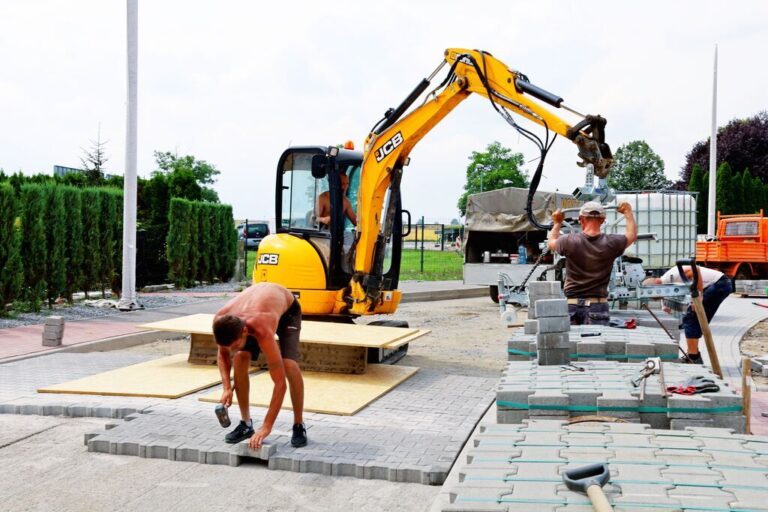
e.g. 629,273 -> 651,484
696,210 -> 768,280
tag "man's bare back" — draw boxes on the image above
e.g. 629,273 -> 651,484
216,282 -> 294,322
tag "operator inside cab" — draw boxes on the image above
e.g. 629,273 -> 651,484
548,201 -> 637,326
314,173 -> 357,230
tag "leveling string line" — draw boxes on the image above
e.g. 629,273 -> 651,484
507,348 -> 678,360
496,400 -> 743,414
470,458 -> 768,473
461,475 -> 768,492
453,496 -> 763,512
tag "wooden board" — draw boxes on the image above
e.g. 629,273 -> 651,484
139,314 -> 428,348
198,364 -> 419,416
37,354 -> 255,399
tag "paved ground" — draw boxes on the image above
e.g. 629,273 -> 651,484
2,288 -> 768,511
0,415 -> 441,512
701,297 -> 768,435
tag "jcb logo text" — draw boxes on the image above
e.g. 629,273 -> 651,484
258,253 -> 279,265
374,132 -> 403,162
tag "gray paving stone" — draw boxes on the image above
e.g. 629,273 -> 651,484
537,348 -> 570,366
523,320 -> 538,335
537,317 -> 569,334
534,299 -> 568,318
536,333 -> 570,349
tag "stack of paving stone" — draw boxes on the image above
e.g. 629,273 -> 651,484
441,420 -> 768,511
495,360 -> 745,432
534,299 -> 571,366
508,324 -> 679,363
42,316 -> 65,347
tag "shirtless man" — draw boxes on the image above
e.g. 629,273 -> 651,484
212,283 -> 307,449
315,174 -> 357,229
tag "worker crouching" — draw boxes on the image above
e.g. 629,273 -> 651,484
547,201 -> 637,325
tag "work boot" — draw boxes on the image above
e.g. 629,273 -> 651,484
291,423 -> 308,447
679,353 -> 703,365
225,420 -> 254,444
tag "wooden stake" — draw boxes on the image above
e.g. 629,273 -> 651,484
742,357 -> 752,435
691,295 -> 722,378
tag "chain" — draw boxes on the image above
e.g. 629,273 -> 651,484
515,247 -> 551,290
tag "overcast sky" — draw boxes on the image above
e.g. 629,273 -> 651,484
1,1 -> 766,223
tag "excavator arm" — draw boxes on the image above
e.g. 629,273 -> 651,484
347,48 -> 613,315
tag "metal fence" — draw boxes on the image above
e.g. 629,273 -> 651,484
404,219 -> 464,251
400,217 -> 464,280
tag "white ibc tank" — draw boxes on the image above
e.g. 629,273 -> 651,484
603,192 -> 697,271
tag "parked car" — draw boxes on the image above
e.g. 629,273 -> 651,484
236,221 -> 270,250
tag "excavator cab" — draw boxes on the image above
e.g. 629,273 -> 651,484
255,146 -> 405,317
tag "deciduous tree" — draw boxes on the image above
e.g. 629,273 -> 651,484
457,142 -> 527,216
607,140 -> 669,191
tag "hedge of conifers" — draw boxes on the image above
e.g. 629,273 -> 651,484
0,183 -> 122,312
0,185 -> 236,313
166,197 -> 237,288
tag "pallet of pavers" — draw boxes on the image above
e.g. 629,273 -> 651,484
440,419 -> 768,511
496,360 -> 746,432
507,325 -> 680,362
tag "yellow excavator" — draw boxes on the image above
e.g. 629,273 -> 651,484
254,48 -> 613,319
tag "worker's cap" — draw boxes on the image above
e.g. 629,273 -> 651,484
579,201 -> 606,218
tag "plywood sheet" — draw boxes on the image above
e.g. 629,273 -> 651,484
198,364 -> 418,415
37,353 -> 255,399
382,329 -> 431,349
139,314 -> 427,348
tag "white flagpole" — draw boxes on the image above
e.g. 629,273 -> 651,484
118,0 -> 141,310
706,44 -> 718,239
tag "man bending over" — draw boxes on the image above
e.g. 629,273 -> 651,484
213,282 -> 307,449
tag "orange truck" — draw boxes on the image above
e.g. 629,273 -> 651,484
696,210 -> 768,280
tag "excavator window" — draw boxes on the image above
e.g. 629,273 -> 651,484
280,152 -> 323,230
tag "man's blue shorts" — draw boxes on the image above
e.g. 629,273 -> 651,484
681,276 -> 732,339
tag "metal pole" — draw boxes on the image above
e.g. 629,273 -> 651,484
118,0 -> 141,310
420,216 -> 425,272
243,218 -> 248,281
441,224 -> 445,252
707,45 -> 718,238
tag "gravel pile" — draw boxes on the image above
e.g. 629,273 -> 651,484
0,282 -> 239,330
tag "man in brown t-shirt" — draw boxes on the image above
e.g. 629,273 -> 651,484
547,201 -> 637,325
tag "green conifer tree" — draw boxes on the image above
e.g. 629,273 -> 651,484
715,162 -> 733,216
43,185 -> 66,307
0,183 -> 22,312
81,188 -> 102,298
62,187 -> 84,303
20,184 -> 47,310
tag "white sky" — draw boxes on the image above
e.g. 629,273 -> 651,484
1,1 -> 766,223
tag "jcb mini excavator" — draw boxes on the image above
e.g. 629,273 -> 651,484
254,48 -> 613,320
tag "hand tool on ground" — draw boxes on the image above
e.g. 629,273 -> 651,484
562,363 -> 585,372
631,358 -> 660,387
752,302 -> 768,309
658,358 -> 668,398
580,332 -> 602,337
676,258 -> 722,378
562,463 -> 613,512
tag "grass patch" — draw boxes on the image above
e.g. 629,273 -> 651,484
400,248 -> 463,281
243,248 -> 463,283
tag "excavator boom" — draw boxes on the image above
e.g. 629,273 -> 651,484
347,48 -> 612,315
